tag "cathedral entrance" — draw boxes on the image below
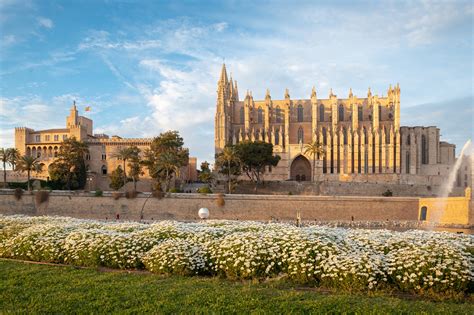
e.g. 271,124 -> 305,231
290,155 -> 312,181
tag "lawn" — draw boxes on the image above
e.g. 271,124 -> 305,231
1,260 -> 473,314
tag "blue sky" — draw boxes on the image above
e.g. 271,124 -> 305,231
0,0 -> 472,163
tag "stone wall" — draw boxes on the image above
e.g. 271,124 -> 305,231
0,190 -> 419,222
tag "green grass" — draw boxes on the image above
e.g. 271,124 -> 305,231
0,260 -> 472,314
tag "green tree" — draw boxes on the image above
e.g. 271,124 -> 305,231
234,141 -> 280,190
215,146 -> 241,194
48,137 -> 89,190
0,148 -> 21,187
127,146 -> 142,191
7,148 -> 20,172
109,165 -> 125,190
198,161 -> 213,184
143,131 -> 189,192
109,165 -> 126,191
16,155 -> 43,191
112,146 -> 138,190
303,141 -> 325,182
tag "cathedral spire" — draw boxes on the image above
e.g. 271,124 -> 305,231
367,87 -> 372,98
349,88 -> 353,98
265,88 -> 271,100
284,88 -> 290,99
219,63 -> 228,85
329,88 -> 334,98
311,86 -> 317,98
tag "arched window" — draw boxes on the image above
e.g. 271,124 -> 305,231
297,127 -> 304,144
101,165 -> 107,175
297,105 -> 303,122
378,106 -> 382,120
322,127 -> 327,145
240,107 -> 245,124
257,107 -> 263,124
364,128 -> 368,144
406,134 -> 411,145
421,135 -> 428,164
338,104 -> 344,121
319,104 -> 324,122
358,105 -> 363,121
406,151 -> 410,174
275,106 -> 282,123
343,128 -> 348,145
275,129 -> 280,145
385,127 -> 390,144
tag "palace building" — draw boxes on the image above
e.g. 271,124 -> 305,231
215,64 -> 459,189
15,103 -> 197,191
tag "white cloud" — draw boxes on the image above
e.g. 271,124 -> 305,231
37,17 -> 53,29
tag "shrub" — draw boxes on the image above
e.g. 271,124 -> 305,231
35,190 -> 49,204
382,189 -> 393,197
94,189 -> 103,197
14,188 -> 23,201
112,192 -> 123,200
197,186 -> 212,194
125,190 -> 138,199
143,239 -> 209,276
216,193 -> 225,207
168,188 -> 183,193
152,190 -> 164,199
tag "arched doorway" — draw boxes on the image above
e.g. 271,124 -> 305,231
290,155 -> 311,181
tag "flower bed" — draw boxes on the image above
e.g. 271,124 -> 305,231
0,215 -> 472,295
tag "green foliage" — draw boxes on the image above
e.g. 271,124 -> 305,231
215,146 -> 241,193
382,189 -> 393,197
198,161 -> 213,183
48,137 -> 88,190
143,131 -> 189,192
1,148 -> 20,187
197,186 -> 212,194
234,141 -> 280,185
168,187 -> 183,193
16,155 -> 43,191
94,189 -> 103,197
109,166 -> 125,191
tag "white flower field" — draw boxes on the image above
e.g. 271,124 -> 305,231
0,215 -> 472,295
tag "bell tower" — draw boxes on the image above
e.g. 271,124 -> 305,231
215,64 -> 231,153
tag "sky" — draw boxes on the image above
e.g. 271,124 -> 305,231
0,0 -> 473,164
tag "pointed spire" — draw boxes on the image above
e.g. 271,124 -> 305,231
329,88 -> 334,98
284,88 -> 290,99
219,63 -> 228,85
72,100 -> 77,110
265,88 -> 271,100
367,87 -> 372,98
311,86 -> 317,98
234,80 -> 239,101
349,88 -> 353,98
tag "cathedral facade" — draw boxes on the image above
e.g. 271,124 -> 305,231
215,64 -> 457,187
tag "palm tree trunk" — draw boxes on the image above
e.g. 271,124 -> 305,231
123,160 -> 127,190
227,159 -> 231,194
3,160 -> 6,188
27,170 -> 31,191
312,154 -> 315,182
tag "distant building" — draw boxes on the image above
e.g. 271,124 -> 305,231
215,64 -> 461,190
14,103 -> 197,191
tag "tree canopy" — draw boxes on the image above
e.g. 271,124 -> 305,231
233,141 -> 280,187
48,137 -> 89,190
143,131 -> 188,192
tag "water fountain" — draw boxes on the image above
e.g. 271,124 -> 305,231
427,140 -> 472,226
439,139 -> 472,198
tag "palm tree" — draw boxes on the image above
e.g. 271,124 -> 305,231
0,148 -> 8,188
304,141 -> 325,182
16,155 -> 43,191
7,148 -> 20,171
112,147 -> 136,190
216,146 -> 240,194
